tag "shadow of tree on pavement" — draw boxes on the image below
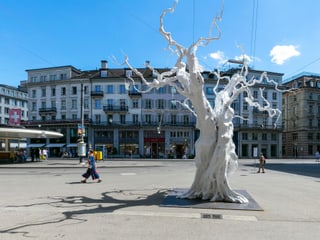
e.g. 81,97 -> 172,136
1,188 -> 168,238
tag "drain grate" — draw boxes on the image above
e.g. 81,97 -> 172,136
201,213 -> 223,219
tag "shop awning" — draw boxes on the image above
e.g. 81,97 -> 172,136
46,143 -> 66,148
67,143 -> 78,147
28,144 -> 46,148
0,128 -> 63,139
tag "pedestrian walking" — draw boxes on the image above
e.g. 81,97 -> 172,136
257,152 -> 266,173
81,149 -> 102,183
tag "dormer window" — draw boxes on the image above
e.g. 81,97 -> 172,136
126,70 -> 132,78
101,70 -> 107,77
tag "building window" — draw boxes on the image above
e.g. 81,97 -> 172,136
170,100 -> 177,109
72,86 -> 77,95
262,133 -> 267,140
120,99 -> 126,109
107,85 -> 113,94
206,87 -> 214,95
50,75 -> 56,80
309,119 -> 313,128
308,133 -> 313,140
133,114 -> 139,124
242,132 -> 248,140
157,87 -> 166,94
41,88 -> 46,97
145,99 -> 152,109
32,102 -> 36,111
308,145 -> 313,155
272,92 -> 277,100
271,133 -> 277,141
51,87 -> 56,97
242,144 -> 249,157
132,99 -> 139,108
145,114 -> 151,124
120,115 -> 126,124
95,114 -> 101,123
72,100 -> 77,109
61,100 -> 66,110
263,91 -> 268,99
95,99 -> 101,109
292,133 -> 298,141
252,132 -> 258,140
84,86 -> 89,95
253,90 -> 258,99
120,84 -> 126,94
40,75 -> 47,82
243,102 -> 248,111
32,89 -> 36,98
183,115 -> 189,124
107,99 -> 113,108
61,87 -> 66,96
157,99 -> 165,109
60,73 -> 67,80
72,114 -> 77,120
84,99 -> 89,109
171,114 -> 177,124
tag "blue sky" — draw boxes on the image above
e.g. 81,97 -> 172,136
1,0 -> 319,87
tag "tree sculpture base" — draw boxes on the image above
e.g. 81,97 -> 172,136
161,188 -> 263,211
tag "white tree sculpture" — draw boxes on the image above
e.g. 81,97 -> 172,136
124,1 -> 281,203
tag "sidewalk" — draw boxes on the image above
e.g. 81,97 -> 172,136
0,158 -> 319,239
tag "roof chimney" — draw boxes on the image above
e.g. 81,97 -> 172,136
100,60 -> 108,77
101,60 -> 108,69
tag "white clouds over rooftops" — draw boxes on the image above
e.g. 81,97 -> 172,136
234,54 -> 254,64
209,51 -> 255,66
270,45 -> 300,65
209,50 -> 227,64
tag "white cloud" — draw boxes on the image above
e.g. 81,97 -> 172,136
234,54 -> 253,64
270,45 -> 300,65
209,50 -> 227,64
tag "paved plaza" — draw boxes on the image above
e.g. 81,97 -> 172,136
0,158 -> 319,240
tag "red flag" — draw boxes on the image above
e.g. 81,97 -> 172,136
9,109 -> 21,125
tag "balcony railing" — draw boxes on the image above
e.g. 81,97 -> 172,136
128,91 -> 142,97
234,123 -> 283,130
91,90 -> 104,97
103,105 -> 128,113
38,107 -> 57,115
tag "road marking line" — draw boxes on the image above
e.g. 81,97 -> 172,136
120,173 -> 137,176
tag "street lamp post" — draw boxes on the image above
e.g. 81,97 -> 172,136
77,82 -> 86,163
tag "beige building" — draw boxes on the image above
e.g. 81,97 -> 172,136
21,61 -> 284,159
22,61 -> 195,158
282,72 -> 320,158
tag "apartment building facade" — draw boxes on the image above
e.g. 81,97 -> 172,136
282,72 -> 320,158
22,61 -> 196,158
21,61 -> 283,159
0,84 -> 29,150
203,68 -> 284,159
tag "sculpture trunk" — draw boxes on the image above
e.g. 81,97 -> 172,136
179,85 -> 248,203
